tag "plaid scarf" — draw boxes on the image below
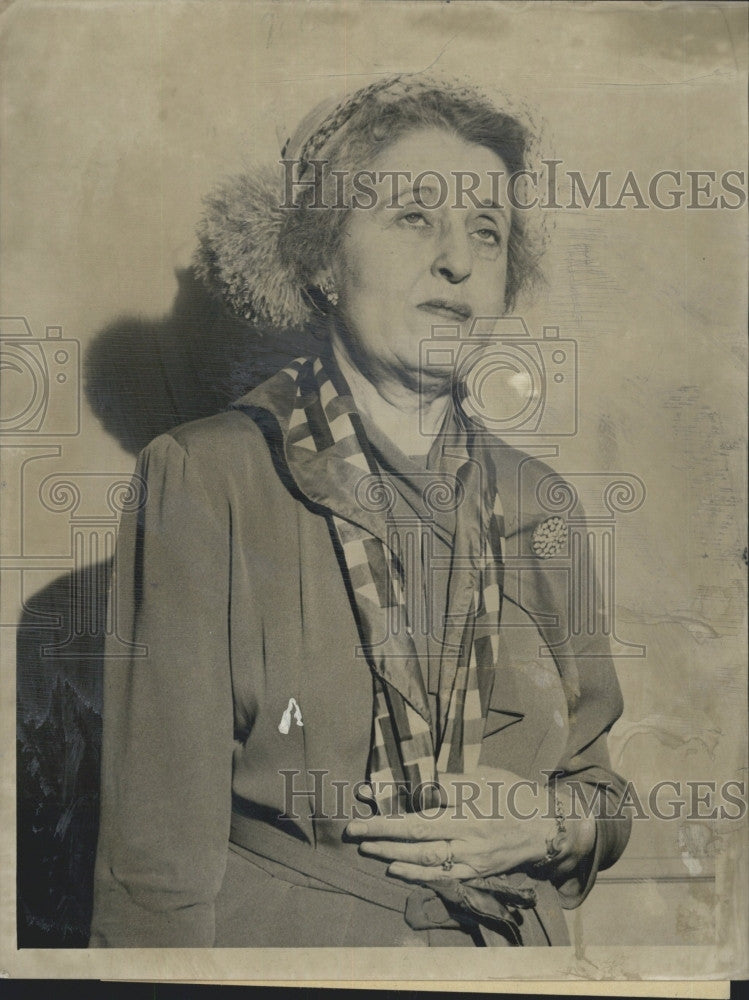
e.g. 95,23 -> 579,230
280,355 -> 505,813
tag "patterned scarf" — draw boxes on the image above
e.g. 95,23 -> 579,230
280,355 -> 506,813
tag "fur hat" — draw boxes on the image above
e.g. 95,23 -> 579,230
195,163 -> 310,331
194,73 -> 548,334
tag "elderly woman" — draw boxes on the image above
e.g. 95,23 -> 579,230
90,74 -> 630,948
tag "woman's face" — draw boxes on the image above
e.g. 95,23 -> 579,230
330,127 -> 511,390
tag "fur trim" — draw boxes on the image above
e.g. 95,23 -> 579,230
194,164 -> 311,332
194,74 -> 552,331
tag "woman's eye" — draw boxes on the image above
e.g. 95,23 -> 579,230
400,212 -> 429,227
472,228 -> 501,245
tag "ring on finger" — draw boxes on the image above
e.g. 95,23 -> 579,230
441,840 -> 454,872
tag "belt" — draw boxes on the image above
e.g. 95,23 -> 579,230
230,811 -> 411,913
229,811 -> 538,945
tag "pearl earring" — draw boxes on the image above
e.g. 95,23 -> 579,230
319,276 -> 339,307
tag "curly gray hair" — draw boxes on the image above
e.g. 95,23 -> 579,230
195,74 -> 546,333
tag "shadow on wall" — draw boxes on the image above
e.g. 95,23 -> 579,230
85,266 -> 320,455
16,268 -> 317,946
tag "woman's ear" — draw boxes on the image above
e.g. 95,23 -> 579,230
310,267 -> 329,289
311,262 -> 337,287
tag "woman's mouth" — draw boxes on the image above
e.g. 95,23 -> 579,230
417,300 -> 472,323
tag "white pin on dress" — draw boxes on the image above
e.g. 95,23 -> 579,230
278,697 -> 304,735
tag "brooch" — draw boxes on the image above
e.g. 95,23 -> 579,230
532,516 -> 568,558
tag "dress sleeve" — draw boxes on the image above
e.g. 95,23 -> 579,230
552,733 -> 632,909
89,432 -> 234,947
542,553 -> 632,910
531,496 -> 632,909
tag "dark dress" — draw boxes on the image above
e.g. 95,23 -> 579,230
90,364 -> 630,947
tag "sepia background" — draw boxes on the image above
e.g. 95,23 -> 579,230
1,0 -> 747,981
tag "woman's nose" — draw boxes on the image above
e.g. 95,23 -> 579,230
430,226 -> 472,283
